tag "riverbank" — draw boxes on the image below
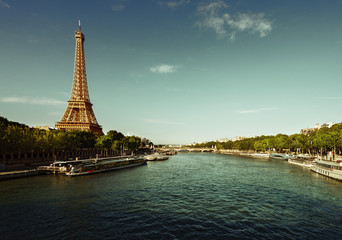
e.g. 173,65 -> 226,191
0,169 -> 46,181
0,153 -> 153,181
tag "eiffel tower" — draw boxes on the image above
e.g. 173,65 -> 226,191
56,21 -> 103,135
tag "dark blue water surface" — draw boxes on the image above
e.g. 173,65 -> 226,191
1,153 -> 342,239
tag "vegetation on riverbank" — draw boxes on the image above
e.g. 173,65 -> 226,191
191,123 -> 342,155
0,116 -> 152,155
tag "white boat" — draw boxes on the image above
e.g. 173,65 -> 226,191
65,156 -> 147,177
311,160 -> 342,181
288,156 -> 314,168
251,153 -> 270,159
269,153 -> 292,160
145,153 -> 169,161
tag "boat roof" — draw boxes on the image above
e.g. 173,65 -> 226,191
52,156 -> 143,165
316,160 -> 342,166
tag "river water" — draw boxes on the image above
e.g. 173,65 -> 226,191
1,153 -> 342,239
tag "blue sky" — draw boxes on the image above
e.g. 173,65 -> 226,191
1,0 -> 342,144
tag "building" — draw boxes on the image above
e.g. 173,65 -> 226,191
233,136 -> 248,142
35,126 -> 54,131
300,122 -> 335,135
55,21 -> 103,135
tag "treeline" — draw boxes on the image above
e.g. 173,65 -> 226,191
0,116 -> 152,155
191,123 -> 342,155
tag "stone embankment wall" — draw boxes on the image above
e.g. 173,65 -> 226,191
0,149 -> 121,171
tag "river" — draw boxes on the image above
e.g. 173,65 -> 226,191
1,153 -> 342,239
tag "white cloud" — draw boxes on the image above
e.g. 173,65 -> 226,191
196,0 -> 272,40
0,0 -> 10,8
237,108 -> 276,114
1,96 -> 65,106
150,64 -> 177,73
144,118 -> 184,125
112,4 -> 124,11
224,13 -> 272,38
161,0 -> 191,9
197,0 -> 227,16
197,16 -> 227,38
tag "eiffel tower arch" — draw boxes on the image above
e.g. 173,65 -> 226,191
56,21 -> 103,135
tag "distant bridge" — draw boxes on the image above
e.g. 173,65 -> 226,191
155,147 -> 217,153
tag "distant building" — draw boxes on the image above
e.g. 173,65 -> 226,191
300,122 -> 335,135
218,138 -> 230,143
300,128 -> 316,135
35,126 -> 54,131
233,136 -> 248,142
320,122 -> 335,128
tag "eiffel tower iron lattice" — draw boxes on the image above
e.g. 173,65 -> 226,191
56,21 -> 103,135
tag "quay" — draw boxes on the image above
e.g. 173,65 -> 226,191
0,169 -> 46,181
1,154 -> 150,180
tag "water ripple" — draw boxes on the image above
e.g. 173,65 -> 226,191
1,153 -> 342,239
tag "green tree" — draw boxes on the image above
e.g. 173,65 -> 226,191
107,130 -> 124,142
111,140 -> 123,154
124,136 -> 141,154
95,135 -> 112,150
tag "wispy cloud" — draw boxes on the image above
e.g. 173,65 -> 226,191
28,35 -> 39,44
111,0 -> 126,11
224,12 -> 272,38
150,64 -> 178,74
130,73 -> 144,78
112,4 -> 124,11
196,0 -> 272,40
60,91 -> 69,97
161,0 -> 191,9
0,0 -> 10,8
237,107 -> 276,114
144,118 -> 184,125
1,96 -> 65,106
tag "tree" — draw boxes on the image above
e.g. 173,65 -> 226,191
95,135 -> 112,150
124,136 -> 141,154
274,134 -> 289,152
111,140 -> 123,154
107,130 -> 124,142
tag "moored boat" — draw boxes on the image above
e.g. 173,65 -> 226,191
65,156 -> 147,177
311,159 -> 342,181
288,155 -> 315,168
145,153 -> 169,161
269,153 -> 292,160
251,153 -> 270,159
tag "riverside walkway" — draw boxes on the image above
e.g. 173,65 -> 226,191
0,169 -> 45,181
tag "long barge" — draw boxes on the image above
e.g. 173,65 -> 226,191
288,155 -> 315,168
311,160 -> 342,181
37,156 -> 147,176
65,156 -> 147,177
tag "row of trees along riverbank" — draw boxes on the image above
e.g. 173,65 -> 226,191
0,116 -> 153,163
191,123 -> 342,156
